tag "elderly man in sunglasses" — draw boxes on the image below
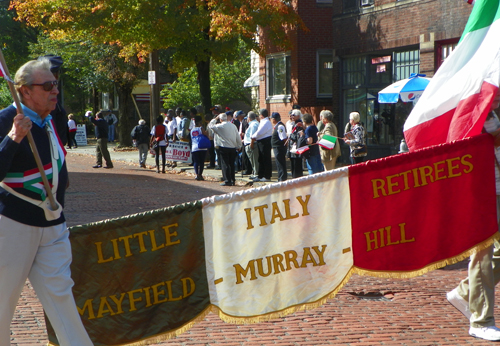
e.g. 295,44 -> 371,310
0,59 -> 93,345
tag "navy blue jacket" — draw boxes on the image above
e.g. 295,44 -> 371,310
0,105 -> 68,227
90,116 -> 108,139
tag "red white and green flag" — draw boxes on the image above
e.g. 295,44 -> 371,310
403,0 -> 500,151
318,134 -> 337,149
295,145 -> 310,155
0,63 -> 6,78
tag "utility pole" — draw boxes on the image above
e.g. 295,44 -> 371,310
149,50 -> 160,126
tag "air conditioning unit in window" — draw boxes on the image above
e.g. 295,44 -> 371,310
360,0 -> 374,6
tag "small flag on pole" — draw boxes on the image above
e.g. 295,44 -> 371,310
295,146 -> 310,155
0,60 -> 13,83
317,134 -> 337,149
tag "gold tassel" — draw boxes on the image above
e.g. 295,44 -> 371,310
46,233 -> 500,346
213,268 -> 356,324
354,232 -> 500,279
48,306 -> 212,346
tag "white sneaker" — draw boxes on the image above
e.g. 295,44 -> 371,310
446,288 -> 471,320
259,178 -> 270,182
252,177 -> 260,182
470,326 -> 500,341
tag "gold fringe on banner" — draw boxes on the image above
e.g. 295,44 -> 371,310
47,307 -> 213,346
46,233 -> 499,346
353,232 -> 500,279
212,268 -> 356,324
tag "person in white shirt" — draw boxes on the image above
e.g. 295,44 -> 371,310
209,112 -> 242,186
251,109 -> 273,182
165,110 -> 177,141
286,109 -> 301,135
175,107 -> 183,140
244,112 -> 260,179
164,109 -> 177,168
209,105 -> 223,169
270,112 -> 288,182
67,113 -> 77,149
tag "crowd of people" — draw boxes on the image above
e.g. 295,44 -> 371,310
78,103 -> 369,183
125,104 -> 366,185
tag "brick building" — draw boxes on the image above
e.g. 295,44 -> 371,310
257,0 -> 473,161
257,0 -> 334,118
331,0 -> 472,159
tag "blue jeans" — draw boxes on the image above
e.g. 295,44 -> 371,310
137,143 -> 148,165
306,155 -> 324,175
108,124 -> 115,141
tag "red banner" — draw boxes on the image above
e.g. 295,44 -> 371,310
350,134 -> 497,273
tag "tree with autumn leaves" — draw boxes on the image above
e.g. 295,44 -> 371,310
11,0 -> 305,117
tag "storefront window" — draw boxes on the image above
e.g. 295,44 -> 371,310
343,88 -> 367,135
342,48 -> 420,148
369,55 -> 392,84
394,50 -> 420,80
343,57 -> 365,86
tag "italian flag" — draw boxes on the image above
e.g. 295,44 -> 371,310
318,134 -> 337,149
295,145 -> 310,155
403,0 -> 500,151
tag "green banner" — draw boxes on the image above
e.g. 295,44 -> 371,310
47,201 -> 209,345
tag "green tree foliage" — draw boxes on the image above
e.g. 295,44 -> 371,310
12,0 -> 305,114
0,0 -> 38,73
0,0 -> 38,107
162,48 -> 251,110
29,37 -> 146,146
0,83 -> 12,109
162,68 -> 199,110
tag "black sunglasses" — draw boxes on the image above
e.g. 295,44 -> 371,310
30,80 -> 58,91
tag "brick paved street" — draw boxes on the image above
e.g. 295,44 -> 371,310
10,149 -> 500,345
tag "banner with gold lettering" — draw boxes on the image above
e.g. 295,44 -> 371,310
201,168 -> 353,320
47,135 -> 499,345
47,202 -> 210,345
350,134 -> 498,276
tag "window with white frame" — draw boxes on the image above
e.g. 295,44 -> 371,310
267,53 -> 291,99
317,50 -> 333,97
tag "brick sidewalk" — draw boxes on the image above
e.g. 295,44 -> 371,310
13,267 -> 500,345
10,151 -> 500,345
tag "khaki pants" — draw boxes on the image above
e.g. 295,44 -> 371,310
96,137 -> 113,167
245,144 -> 259,176
322,157 -> 338,171
456,196 -> 500,328
0,216 -> 93,345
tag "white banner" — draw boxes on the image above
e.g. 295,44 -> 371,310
202,167 -> 353,317
166,141 -> 192,163
75,124 -> 88,146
